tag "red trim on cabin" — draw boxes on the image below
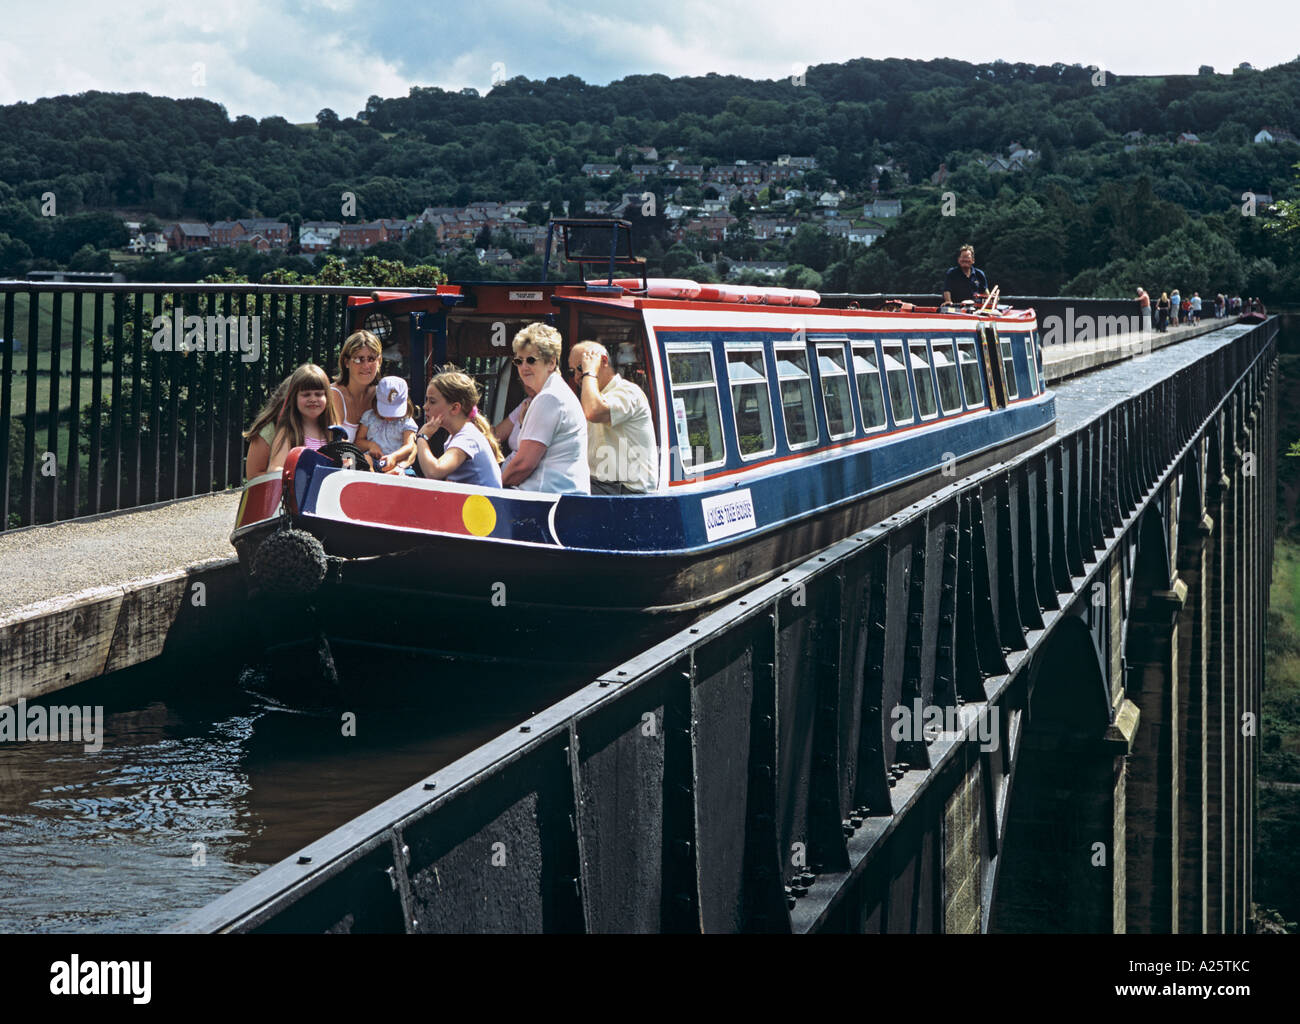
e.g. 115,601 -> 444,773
634,300 -> 1036,325
649,323 -> 1035,336
348,285 -> 465,309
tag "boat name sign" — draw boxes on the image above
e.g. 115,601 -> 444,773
702,488 -> 757,542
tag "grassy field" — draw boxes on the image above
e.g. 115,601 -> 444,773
1264,538 -> 1300,776
2,292 -> 119,351
1259,535 -> 1300,930
5,372 -> 114,421
1257,344 -> 1300,930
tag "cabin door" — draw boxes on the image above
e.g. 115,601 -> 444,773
979,324 -> 1007,409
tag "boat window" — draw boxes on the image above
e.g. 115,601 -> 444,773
446,315 -> 548,423
999,335 -> 1020,399
957,340 -> 986,408
932,338 -> 963,414
851,344 -> 887,432
816,345 -> 854,440
909,340 -> 938,420
726,347 -> 776,459
666,345 -> 725,472
880,341 -> 914,426
1024,335 -> 1040,394
775,346 -> 818,449
576,312 -> 654,404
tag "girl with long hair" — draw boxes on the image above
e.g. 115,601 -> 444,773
242,375 -> 292,479
268,363 -> 337,470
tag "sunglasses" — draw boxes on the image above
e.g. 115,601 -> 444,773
350,354 -> 380,364
512,355 -> 543,366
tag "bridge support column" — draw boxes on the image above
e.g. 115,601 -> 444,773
1204,458 -> 1229,932
1124,570 -> 1187,933
1176,510 -> 1212,933
1227,440 -> 1245,932
988,618 -> 1119,934
1243,409 -> 1261,929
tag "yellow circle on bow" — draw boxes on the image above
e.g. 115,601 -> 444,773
462,494 -> 497,536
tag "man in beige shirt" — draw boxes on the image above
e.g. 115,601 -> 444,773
568,341 -> 659,494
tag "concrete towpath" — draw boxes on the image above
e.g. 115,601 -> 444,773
0,491 -> 245,704
1043,315 -> 1234,382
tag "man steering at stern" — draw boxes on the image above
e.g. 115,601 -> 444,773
942,244 -> 989,306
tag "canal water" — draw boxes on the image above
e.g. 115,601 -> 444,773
0,651 -> 584,932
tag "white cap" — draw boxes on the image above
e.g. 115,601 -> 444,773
376,376 -> 408,417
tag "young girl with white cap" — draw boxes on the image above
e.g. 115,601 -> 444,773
357,375 -> 419,473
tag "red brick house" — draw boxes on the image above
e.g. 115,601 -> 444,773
167,222 -> 211,251
339,222 -> 388,249
210,220 -> 246,246
236,233 -> 272,253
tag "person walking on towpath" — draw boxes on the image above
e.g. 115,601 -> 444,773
1136,287 -> 1151,332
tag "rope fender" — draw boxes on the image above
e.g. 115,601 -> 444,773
250,526 -> 329,596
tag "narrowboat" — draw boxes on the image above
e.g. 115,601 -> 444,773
232,220 -> 1055,671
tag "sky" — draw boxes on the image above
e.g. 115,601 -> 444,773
0,0 -> 1295,123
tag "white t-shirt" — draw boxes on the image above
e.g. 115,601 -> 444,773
507,401 -> 526,452
587,374 -> 658,492
516,371 -> 590,494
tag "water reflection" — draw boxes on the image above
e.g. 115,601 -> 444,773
0,650 -> 586,933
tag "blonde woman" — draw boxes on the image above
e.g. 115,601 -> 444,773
329,330 -> 382,441
500,322 -> 589,494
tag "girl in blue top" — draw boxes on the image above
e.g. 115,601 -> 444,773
413,369 -> 504,487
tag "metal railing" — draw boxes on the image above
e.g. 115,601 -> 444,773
174,319 -> 1276,933
0,282 -> 436,531
0,282 -> 1234,532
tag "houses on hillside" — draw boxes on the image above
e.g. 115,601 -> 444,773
1254,126 -> 1298,144
583,154 -> 822,188
972,142 -> 1037,172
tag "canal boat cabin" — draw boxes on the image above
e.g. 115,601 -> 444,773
233,220 -> 1055,664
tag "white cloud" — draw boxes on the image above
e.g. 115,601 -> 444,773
0,0 -> 1295,121
0,0 -> 411,121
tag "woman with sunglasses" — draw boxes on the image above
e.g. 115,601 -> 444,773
328,330 -> 383,441
500,322 -> 590,493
